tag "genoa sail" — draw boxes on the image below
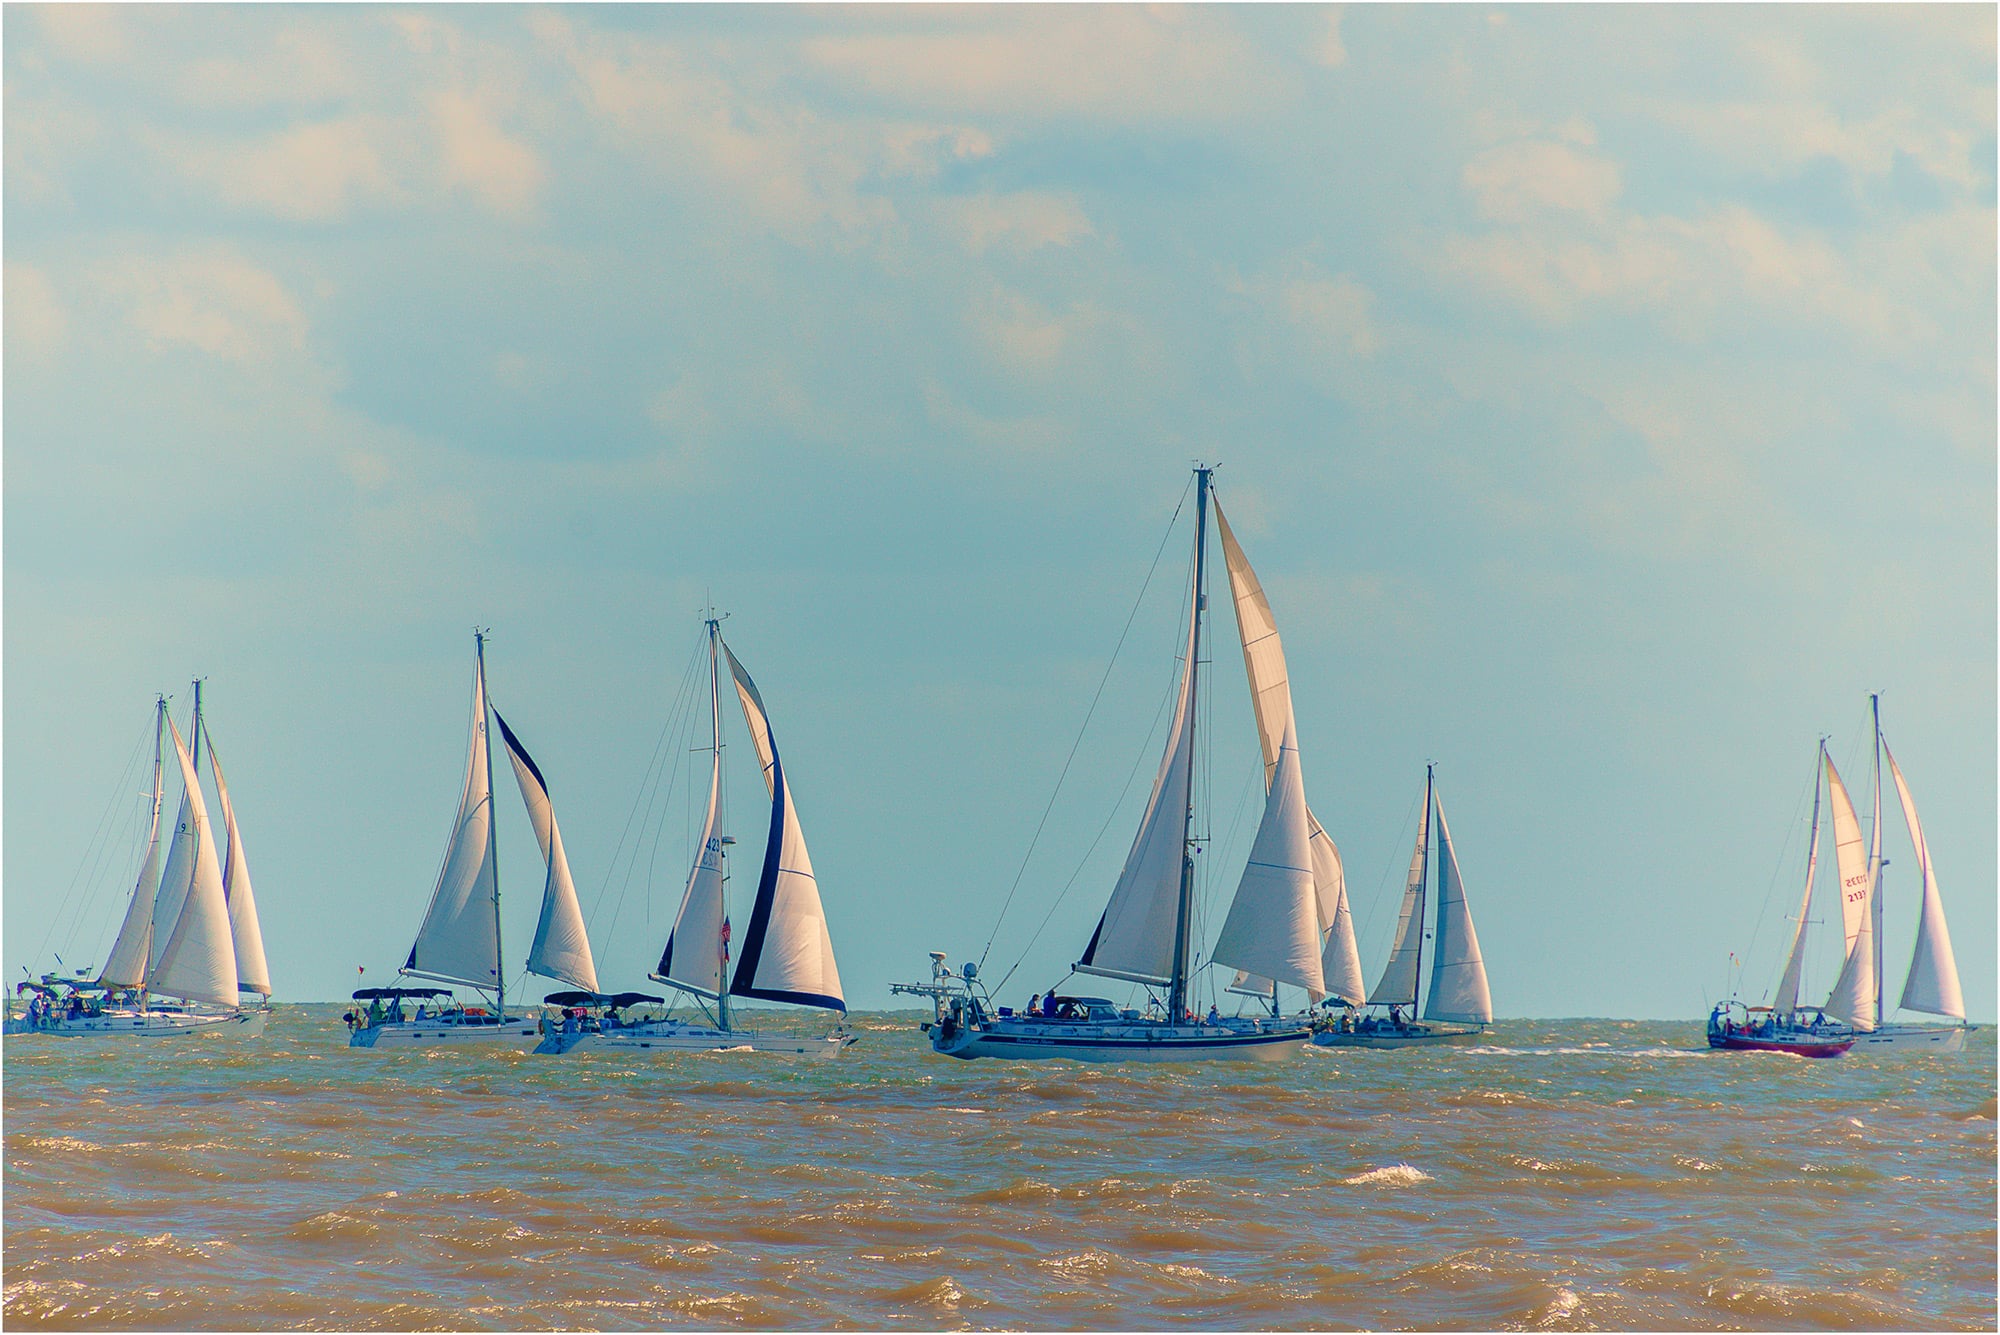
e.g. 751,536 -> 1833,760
404,650 -> 502,991
149,718 -> 239,1007
722,641 -> 844,1013
1372,791 -> 1431,1008
99,703 -> 166,989
1211,720 -> 1325,1000
1771,749 -> 1823,1020
494,708 -> 598,994
659,730 -> 728,1000
206,734 -> 271,997
1883,740 -> 1964,1020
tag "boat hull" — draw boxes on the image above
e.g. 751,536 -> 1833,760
5,1009 -> 264,1039
930,1019 -> 1308,1062
536,1022 -> 854,1059
348,1016 -> 540,1049
1845,1023 -> 1970,1054
1707,1031 -> 1854,1058
1312,1022 -> 1485,1050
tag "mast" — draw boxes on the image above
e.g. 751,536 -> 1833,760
1168,466 -> 1211,1023
1870,692 -> 1884,1028
1414,763 -> 1432,1020
479,630 -> 504,1019
139,695 -> 167,1008
709,615 -> 732,1033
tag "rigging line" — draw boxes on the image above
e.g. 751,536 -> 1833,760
991,646 -> 1185,997
593,626 -> 707,947
1739,746 -> 1821,1003
36,720 -> 150,972
977,474 -> 1195,970
1354,782 -> 1424,967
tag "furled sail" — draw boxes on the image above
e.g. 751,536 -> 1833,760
1423,793 -> 1491,1024
1211,721 -> 1325,1000
494,709 -> 598,994
1371,791 -> 1431,1008
1076,564 -> 1200,987
150,719 -> 239,1007
658,731 -> 728,1000
1884,740 -> 1964,1020
1821,752 -> 1877,1029
723,642 -> 844,1012
99,704 -> 166,989
1771,749 -> 1822,1020
206,735 -> 271,997
405,653 -> 501,991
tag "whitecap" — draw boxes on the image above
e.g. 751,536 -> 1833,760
1343,1164 -> 1432,1187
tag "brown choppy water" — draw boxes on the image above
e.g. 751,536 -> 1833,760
4,1010 -> 1993,1330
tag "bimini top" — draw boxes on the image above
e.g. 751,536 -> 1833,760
542,990 -> 664,1009
352,986 -> 453,1000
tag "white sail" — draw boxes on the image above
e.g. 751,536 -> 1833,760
722,642 -> 844,1012
100,705 -> 165,989
1423,793 -> 1491,1024
494,709 -> 598,994
1316,822 -> 1366,1006
1884,741 -> 1964,1020
1821,752 -> 1877,1029
1371,790 -> 1430,1008
1211,721 -> 1325,1001
1076,563 -> 1199,987
659,739 -> 728,1000
1771,750 -> 1822,1020
149,719 -> 239,1007
1226,970 -> 1276,999
149,785 -> 200,977
206,736 -> 271,997
404,653 -> 501,991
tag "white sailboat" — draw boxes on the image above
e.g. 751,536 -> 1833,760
895,468 -> 1318,1061
1313,766 -> 1493,1049
8,687 -> 270,1038
535,617 -> 854,1058
346,632 -> 544,1049
1714,697 -> 1969,1055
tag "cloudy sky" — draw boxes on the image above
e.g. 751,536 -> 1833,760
6,5 -> 1993,1020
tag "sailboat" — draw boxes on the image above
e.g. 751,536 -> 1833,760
1710,696 -> 1969,1056
894,467 -> 1324,1062
347,632 -> 568,1049
535,617 -> 854,1058
8,686 -> 270,1038
1313,765 -> 1493,1048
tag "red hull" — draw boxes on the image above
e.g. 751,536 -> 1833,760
1709,1032 -> 1853,1058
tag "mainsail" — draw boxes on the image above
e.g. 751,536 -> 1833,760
1771,747 -> 1823,1020
1076,560 -> 1199,987
723,642 -> 844,1012
1883,740 -> 1964,1020
405,647 -> 502,992
206,735 -> 271,997
494,708 -> 598,994
99,701 -> 166,989
149,718 -> 239,1007
1423,793 -> 1491,1024
658,625 -> 730,1001
1372,790 -> 1431,1008
1211,721 -> 1325,1000
1821,752 -> 1877,1029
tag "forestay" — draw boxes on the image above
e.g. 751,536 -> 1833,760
99,706 -> 165,990
1076,561 -> 1199,988
405,655 -> 502,991
1424,794 -> 1491,1024
723,642 -> 844,1012
1772,749 -> 1822,1020
1884,741 -> 1964,1020
1211,721 -> 1325,1000
207,735 -> 271,997
494,709 -> 598,994
150,719 -> 239,1007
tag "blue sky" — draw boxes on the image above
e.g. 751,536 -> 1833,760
6,5 -> 1993,1019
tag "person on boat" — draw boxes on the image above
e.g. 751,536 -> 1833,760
1026,994 -> 1041,1019
368,998 -> 385,1027
1043,992 -> 1060,1018
1206,1003 -> 1221,1025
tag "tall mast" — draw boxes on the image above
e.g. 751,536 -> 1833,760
142,695 -> 167,1007
190,679 -> 203,780
1169,466 -> 1211,1023
1414,763 -> 1433,1020
478,630 -> 504,1018
1869,692 -> 1884,1028
709,615 -> 732,1033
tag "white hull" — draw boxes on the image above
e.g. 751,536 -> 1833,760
536,1020 -> 854,1059
1846,1022 -> 1970,1054
1312,1020 -> 1485,1050
5,1008 -> 265,1039
930,1017 -> 1308,1062
348,1016 -> 540,1049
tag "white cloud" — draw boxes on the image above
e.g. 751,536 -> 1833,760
1657,98 -> 1985,193
5,263 -> 68,363
1315,9 -> 1348,69
1463,139 -> 1621,223
169,117 -> 404,222
94,250 -> 308,364
431,91 -> 544,216
939,192 -> 1096,256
